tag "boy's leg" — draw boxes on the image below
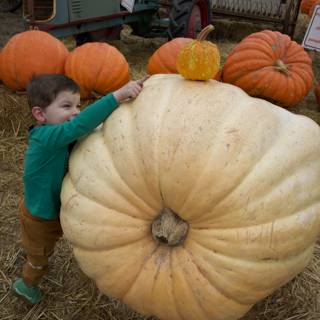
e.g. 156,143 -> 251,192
12,202 -> 62,303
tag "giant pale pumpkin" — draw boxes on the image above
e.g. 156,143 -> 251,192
0,30 -> 68,91
222,30 -> 314,107
65,42 -> 130,99
61,74 -> 320,320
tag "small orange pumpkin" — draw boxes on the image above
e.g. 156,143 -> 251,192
222,30 -> 314,107
0,30 -> 68,91
176,24 -> 220,81
65,42 -> 130,99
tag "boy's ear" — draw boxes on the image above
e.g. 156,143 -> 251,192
31,106 -> 46,123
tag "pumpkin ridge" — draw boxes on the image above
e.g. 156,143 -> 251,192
103,108 -> 162,212
171,249 -> 216,320
290,69 -> 310,100
186,238 -> 313,302
184,245 -> 253,307
173,247 -> 250,319
122,243 -> 164,300
67,136 -> 156,219
190,223 -> 316,262
185,240 -> 265,305
194,117 -> 304,221
191,243 -> 269,304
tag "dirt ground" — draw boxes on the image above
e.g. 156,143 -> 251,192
0,6 -> 319,320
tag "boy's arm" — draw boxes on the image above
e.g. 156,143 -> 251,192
39,93 -> 118,149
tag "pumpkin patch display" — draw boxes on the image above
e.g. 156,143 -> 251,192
61,74 -> 320,320
0,30 -> 68,91
65,42 -> 130,99
176,24 -> 220,80
222,30 -> 314,108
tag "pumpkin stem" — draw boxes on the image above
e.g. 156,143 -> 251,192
197,24 -> 215,41
274,59 -> 289,75
151,208 -> 189,246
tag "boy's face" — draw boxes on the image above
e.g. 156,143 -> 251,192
32,90 -> 81,125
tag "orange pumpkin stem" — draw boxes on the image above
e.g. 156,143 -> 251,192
274,59 -> 289,75
197,24 -> 215,41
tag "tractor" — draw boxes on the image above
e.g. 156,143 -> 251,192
21,0 -> 212,43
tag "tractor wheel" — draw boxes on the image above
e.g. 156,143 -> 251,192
168,0 -> 212,39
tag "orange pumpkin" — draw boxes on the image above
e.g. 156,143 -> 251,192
176,25 -> 220,80
222,30 -> 314,107
300,0 -> 318,14
308,0 -> 320,16
0,30 -> 68,91
65,42 -> 130,99
147,37 -> 221,81
147,38 -> 193,74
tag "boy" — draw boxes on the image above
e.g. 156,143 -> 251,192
12,74 -> 146,304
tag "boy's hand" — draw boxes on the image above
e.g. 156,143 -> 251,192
113,75 -> 149,103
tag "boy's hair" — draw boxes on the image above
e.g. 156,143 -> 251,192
27,74 -> 80,110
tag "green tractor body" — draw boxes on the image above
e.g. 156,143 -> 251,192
22,0 -> 168,42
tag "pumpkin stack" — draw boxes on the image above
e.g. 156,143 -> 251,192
61,74 -> 320,320
147,25 -> 221,81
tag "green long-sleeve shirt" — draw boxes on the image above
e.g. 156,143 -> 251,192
23,93 -> 118,220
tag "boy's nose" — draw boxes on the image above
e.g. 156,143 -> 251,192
73,108 -> 80,115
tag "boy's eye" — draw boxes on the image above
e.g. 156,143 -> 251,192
62,104 -> 71,109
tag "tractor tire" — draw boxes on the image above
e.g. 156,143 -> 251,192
168,0 -> 212,39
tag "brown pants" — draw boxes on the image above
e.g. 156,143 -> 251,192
19,202 -> 62,286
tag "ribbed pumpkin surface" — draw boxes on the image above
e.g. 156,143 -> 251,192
61,74 -> 320,320
65,42 -> 130,99
0,30 -> 68,91
222,30 -> 313,107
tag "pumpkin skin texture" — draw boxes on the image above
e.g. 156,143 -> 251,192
147,38 -> 193,74
300,0 -> 317,14
222,30 -> 314,108
148,37 -> 222,80
65,42 -> 130,99
61,74 -> 320,320
0,30 -> 68,91
308,0 -> 320,16
176,25 -> 220,80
